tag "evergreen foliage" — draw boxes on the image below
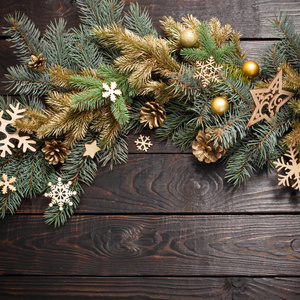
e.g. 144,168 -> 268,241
1,0 -> 299,226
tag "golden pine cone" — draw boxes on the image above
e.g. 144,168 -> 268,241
42,140 -> 71,165
28,53 -> 47,72
192,127 -> 226,163
140,101 -> 166,129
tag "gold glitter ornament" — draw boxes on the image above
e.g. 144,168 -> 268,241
140,101 -> 166,129
242,60 -> 259,78
211,96 -> 229,115
180,28 -> 198,47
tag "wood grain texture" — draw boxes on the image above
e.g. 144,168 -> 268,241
0,0 -> 79,33
1,276 -> 300,299
1,215 -> 300,276
1,0 -> 300,38
16,154 -> 300,214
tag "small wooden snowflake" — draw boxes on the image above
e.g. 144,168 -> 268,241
193,56 -> 223,87
44,177 -> 77,211
0,174 -> 16,194
274,146 -> 300,191
134,135 -> 153,152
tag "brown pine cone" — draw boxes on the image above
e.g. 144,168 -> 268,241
28,53 -> 47,72
140,101 -> 166,129
192,127 -> 226,163
42,140 -> 71,165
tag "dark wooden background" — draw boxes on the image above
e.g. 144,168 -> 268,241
1,0 -> 300,299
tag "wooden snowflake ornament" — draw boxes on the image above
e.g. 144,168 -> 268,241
193,56 -> 223,87
44,177 -> 77,211
102,82 -> 122,102
134,135 -> 153,152
0,174 -> 16,194
273,146 -> 300,191
246,69 -> 294,127
0,103 -> 36,157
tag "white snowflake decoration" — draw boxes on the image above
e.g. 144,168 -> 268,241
134,135 -> 153,152
0,174 -> 16,194
273,146 -> 300,190
0,103 -> 36,157
102,82 -> 122,102
44,177 -> 77,211
193,56 -> 223,87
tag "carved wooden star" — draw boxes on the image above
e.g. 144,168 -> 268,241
83,140 -> 100,158
246,69 -> 294,127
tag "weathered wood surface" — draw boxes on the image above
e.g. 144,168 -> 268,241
1,215 -> 300,276
17,154 -> 300,214
1,0 -> 300,37
1,0 -> 300,298
1,276 -> 300,299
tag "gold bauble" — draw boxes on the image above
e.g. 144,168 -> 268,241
211,97 -> 229,115
242,60 -> 259,78
180,29 -> 198,47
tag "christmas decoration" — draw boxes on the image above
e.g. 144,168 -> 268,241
241,60 -> 259,78
193,56 -> 223,87
0,174 -> 16,194
83,140 -> 100,158
134,135 -> 153,152
28,53 -> 47,72
246,69 -> 294,127
140,101 -> 166,129
211,96 -> 229,115
274,146 -> 300,191
102,82 -> 122,102
1,1 -> 300,226
0,103 -> 36,157
44,177 -> 77,211
42,140 -> 71,165
180,28 -> 198,47
192,128 -> 226,163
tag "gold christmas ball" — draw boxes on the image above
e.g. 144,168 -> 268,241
242,60 -> 260,78
211,96 -> 229,115
180,28 -> 198,47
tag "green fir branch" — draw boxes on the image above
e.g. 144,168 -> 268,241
3,12 -> 41,64
124,2 -> 157,37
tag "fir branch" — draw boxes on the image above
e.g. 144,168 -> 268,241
42,18 -> 73,69
76,0 -> 124,28
44,134 -> 98,227
124,2 -> 157,37
110,96 -> 130,126
5,65 -> 60,96
48,65 -> 76,89
70,25 -> 105,69
3,12 -> 41,64
96,129 -> 128,169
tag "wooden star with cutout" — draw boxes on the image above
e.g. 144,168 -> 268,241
246,69 -> 294,127
83,140 -> 100,158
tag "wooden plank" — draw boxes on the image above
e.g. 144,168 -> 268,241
16,154 -> 300,214
1,276 -> 300,299
0,39 -> 276,95
1,215 -> 300,276
0,39 -> 17,95
0,0 -> 300,38
0,0 -> 79,33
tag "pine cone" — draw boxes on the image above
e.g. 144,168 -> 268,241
28,53 -> 47,72
42,140 -> 71,165
192,127 -> 226,163
140,101 -> 166,129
